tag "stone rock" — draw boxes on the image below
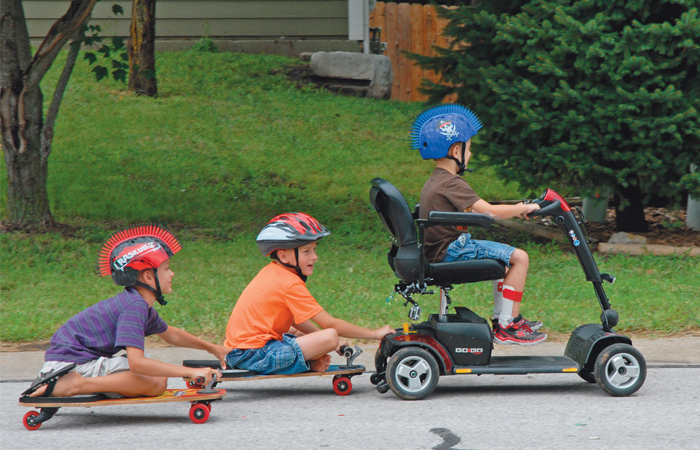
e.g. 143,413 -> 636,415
608,232 -> 648,245
309,51 -> 392,99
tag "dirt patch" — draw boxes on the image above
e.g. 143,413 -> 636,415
535,206 -> 700,247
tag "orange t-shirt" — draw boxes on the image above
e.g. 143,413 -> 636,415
224,262 -> 324,349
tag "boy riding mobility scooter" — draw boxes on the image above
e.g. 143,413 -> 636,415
369,178 -> 646,400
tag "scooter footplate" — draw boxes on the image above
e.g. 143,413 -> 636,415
453,356 -> 578,375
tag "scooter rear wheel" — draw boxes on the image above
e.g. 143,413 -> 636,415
594,343 -> 646,396
386,347 -> 439,401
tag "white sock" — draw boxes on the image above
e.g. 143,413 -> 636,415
492,278 -> 504,320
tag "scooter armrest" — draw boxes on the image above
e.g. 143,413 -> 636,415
425,211 -> 494,228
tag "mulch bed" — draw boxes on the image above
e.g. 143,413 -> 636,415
535,206 -> 700,247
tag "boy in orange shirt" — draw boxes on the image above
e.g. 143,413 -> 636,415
224,213 -> 394,374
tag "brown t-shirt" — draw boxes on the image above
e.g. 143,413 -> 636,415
419,168 -> 481,262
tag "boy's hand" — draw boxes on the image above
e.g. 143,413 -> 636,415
210,345 -> 233,370
374,325 -> 395,339
187,367 -> 221,386
521,203 -> 540,220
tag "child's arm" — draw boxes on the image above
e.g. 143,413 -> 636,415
157,326 -> 232,369
471,199 -> 540,220
125,346 -> 220,384
310,311 -> 394,340
291,320 -> 322,336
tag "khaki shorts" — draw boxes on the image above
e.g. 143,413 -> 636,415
40,355 -> 130,378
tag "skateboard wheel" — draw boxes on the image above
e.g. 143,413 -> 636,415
189,403 -> 210,424
23,411 -> 42,431
187,381 -> 204,389
332,376 -> 352,396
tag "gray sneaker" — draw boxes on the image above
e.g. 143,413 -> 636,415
514,314 -> 543,331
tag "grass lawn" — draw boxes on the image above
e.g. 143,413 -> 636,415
1,51 -> 698,343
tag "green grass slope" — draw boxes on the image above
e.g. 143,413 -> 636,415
1,51 -> 697,342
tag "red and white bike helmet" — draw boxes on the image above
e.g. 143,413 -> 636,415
256,212 -> 331,257
98,225 -> 181,305
257,213 -> 330,280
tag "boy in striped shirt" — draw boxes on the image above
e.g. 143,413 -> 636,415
23,226 -> 230,398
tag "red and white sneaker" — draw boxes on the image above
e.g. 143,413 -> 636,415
493,320 -> 547,346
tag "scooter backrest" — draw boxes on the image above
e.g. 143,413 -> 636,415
369,178 -> 421,282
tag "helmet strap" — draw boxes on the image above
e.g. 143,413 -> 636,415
274,248 -> 308,282
134,267 -> 167,306
446,142 -> 474,176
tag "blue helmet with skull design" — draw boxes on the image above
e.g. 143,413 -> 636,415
411,104 -> 482,160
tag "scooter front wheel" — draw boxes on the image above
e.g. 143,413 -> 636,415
386,347 -> 439,401
594,343 -> 646,397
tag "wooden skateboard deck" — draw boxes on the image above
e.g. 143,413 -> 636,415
183,360 -> 366,396
19,387 -> 225,430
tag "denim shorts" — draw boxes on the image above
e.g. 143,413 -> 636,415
225,333 -> 309,375
443,233 -> 516,267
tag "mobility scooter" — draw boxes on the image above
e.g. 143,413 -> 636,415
369,178 -> 646,400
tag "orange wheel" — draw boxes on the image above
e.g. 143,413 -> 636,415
332,376 -> 352,396
23,411 -> 42,431
189,403 -> 210,424
187,381 -> 204,389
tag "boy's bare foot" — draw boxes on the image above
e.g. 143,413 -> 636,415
29,371 -> 82,398
309,354 -> 331,373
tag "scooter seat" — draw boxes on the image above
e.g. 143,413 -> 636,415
427,259 -> 506,286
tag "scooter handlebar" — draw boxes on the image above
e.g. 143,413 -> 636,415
529,200 -> 561,218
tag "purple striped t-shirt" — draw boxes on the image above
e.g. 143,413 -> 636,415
44,287 -> 168,363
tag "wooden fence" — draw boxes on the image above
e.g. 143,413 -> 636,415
370,2 -> 455,102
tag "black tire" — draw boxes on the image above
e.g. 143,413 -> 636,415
386,347 -> 439,400
594,343 -> 646,397
370,372 -> 384,386
577,370 -> 597,384
376,381 -> 390,394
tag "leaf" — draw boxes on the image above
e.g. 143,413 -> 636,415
93,65 -> 109,81
98,45 -> 111,57
84,52 -> 97,65
112,68 -> 127,83
112,36 -> 125,51
112,4 -> 124,15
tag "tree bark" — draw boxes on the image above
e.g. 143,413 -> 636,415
615,184 -> 650,232
1,0 -> 96,229
128,0 -> 157,97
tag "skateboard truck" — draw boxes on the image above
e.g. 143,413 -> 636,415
195,373 -> 219,394
338,345 -> 363,369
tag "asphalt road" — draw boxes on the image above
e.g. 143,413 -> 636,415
3,366 -> 699,450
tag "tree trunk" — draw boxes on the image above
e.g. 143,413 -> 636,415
614,184 -> 649,232
1,91 -> 55,228
1,0 -> 96,229
128,0 -> 157,97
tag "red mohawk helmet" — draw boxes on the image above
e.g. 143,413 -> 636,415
98,225 -> 181,305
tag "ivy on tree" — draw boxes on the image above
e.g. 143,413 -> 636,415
83,4 -> 129,83
412,0 -> 700,231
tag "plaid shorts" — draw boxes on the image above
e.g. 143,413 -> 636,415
225,333 -> 309,375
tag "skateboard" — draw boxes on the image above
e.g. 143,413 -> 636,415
19,376 -> 225,430
183,345 -> 366,396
